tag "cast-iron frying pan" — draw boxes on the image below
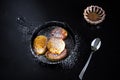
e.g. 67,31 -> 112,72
30,21 -> 82,69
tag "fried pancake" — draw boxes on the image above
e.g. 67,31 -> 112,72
47,37 -> 65,54
45,49 -> 67,61
51,27 -> 68,40
33,35 -> 47,55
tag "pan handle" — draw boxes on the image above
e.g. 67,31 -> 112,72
16,16 -> 36,35
16,16 -> 33,27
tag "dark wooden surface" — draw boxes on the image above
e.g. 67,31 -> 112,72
0,0 -> 119,80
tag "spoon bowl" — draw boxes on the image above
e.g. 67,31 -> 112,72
91,38 -> 101,51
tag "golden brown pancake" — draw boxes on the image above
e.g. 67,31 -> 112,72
51,27 -> 68,40
47,37 -> 65,54
45,49 -> 67,61
33,35 -> 47,55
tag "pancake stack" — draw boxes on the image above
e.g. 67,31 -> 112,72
33,27 -> 68,61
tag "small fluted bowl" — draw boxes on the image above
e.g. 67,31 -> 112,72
83,5 -> 106,25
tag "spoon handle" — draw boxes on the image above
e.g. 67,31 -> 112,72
79,51 -> 94,80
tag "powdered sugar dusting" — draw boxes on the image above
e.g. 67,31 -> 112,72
17,20 -> 81,69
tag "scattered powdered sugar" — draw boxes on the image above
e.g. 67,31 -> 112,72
60,34 -> 81,69
17,20 -> 81,69
16,17 -> 36,42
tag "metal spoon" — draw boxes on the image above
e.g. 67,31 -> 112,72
79,38 -> 101,80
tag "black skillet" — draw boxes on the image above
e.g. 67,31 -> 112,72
17,17 -> 86,69
30,21 -> 82,69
